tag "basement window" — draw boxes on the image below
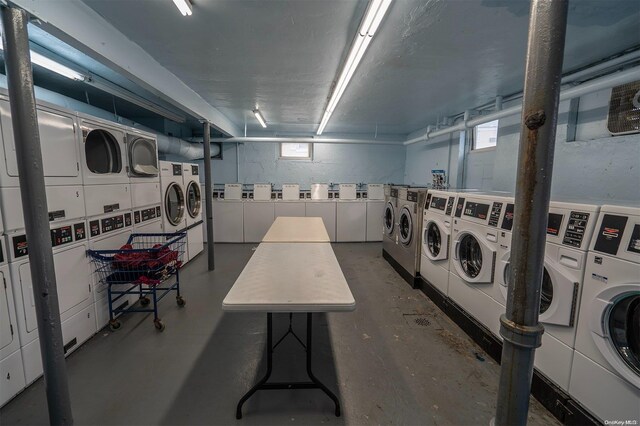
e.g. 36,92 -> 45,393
280,143 -> 312,160
472,120 -> 499,150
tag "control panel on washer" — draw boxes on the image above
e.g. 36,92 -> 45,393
89,212 -> 132,238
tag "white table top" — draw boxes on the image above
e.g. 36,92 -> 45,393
262,217 -> 330,243
222,243 -> 355,312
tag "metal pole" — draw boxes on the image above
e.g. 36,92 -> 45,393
495,1 -> 568,425
1,6 -> 73,425
202,121 -> 215,270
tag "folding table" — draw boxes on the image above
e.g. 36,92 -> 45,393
262,216 -> 330,242
223,242 -> 355,419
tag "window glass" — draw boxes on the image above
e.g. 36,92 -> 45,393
473,120 -> 499,150
280,143 -> 312,159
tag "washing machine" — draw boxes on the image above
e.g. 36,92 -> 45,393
244,184 -> 275,243
366,184 -> 385,242
336,183 -> 367,242
7,218 -> 95,385
569,205 -> 640,422
306,184 -> 336,242
159,161 -> 187,236
382,186 -> 401,267
183,162 -> 203,261
0,207 -> 26,407
212,184 -> 244,243
448,193 -> 510,332
494,201 -> 600,391
420,190 -> 458,296
0,92 -> 83,190
88,210 -> 135,331
392,187 -> 428,287
125,127 -> 159,183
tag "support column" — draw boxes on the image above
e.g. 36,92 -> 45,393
202,121 -> 215,270
1,6 -> 73,425
495,1 -> 569,425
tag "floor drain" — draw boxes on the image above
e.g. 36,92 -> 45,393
415,317 -> 431,327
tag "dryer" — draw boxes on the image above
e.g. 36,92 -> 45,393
420,190 -> 458,296
183,163 -> 203,262
7,219 -> 95,385
0,92 -> 82,189
448,193 -> 509,332
495,201 -> 599,391
88,210 -> 135,331
159,161 -> 187,236
0,208 -> 26,407
78,114 -> 128,187
393,187 -> 428,287
569,205 -> 640,423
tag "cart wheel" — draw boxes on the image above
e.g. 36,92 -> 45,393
109,320 -> 121,331
140,297 -> 151,306
154,319 -> 165,332
176,296 -> 186,307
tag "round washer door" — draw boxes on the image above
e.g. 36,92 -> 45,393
398,207 -> 412,246
165,183 -> 185,226
504,263 -> 554,313
423,220 -> 448,261
454,231 -> 494,283
186,181 -> 201,219
384,202 -> 395,235
128,137 -> 158,176
85,129 -> 121,174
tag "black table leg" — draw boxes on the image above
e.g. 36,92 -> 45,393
235,312 -> 341,419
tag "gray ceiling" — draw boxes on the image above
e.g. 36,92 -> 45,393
75,0 -> 640,137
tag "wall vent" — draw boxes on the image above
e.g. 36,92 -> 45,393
607,81 -> 640,135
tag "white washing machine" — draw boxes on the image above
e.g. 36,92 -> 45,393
569,205 -> 640,423
448,193 -> 509,332
7,219 -> 95,385
183,163 -> 203,261
365,184 -> 385,242
211,184 -> 244,243
88,211 -> 134,331
159,161 -> 187,235
420,190 -> 458,296
244,187 -> 275,243
125,127 -> 159,184
77,114 -> 128,187
336,184 -> 367,242
306,184 -> 336,242
0,208 -> 26,407
495,201 -> 600,391
275,200 -> 306,218
0,92 -> 82,189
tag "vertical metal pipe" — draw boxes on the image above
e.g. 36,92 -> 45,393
1,7 -> 73,425
202,121 -> 215,270
495,1 -> 568,425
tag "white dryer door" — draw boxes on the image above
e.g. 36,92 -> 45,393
453,230 -> 495,283
589,286 -> 640,388
423,220 -> 449,262
128,137 -> 158,176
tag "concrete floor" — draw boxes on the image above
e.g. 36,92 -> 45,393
1,243 -> 558,425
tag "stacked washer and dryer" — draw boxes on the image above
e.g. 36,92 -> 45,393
128,127 -> 162,235
0,96 -> 95,390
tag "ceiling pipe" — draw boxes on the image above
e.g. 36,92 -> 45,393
210,136 -> 404,146
404,65 -> 640,146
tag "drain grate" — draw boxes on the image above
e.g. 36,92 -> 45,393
415,317 -> 431,327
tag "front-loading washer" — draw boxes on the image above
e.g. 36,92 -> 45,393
448,193 -> 509,333
0,209 -> 26,407
183,163 -> 203,262
88,210 -> 135,331
569,205 -> 640,423
0,91 -> 82,189
6,218 -> 95,385
393,187 -> 428,287
495,201 -> 600,391
160,161 -> 187,237
420,190 -> 458,296
125,126 -> 159,184
382,186 -> 402,270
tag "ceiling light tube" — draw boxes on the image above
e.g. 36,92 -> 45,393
253,109 -> 267,128
359,0 -> 383,36
0,42 -> 86,81
172,0 -> 193,16
367,0 -> 393,36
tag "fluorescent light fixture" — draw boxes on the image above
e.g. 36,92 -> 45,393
172,0 -> 193,16
0,42 -> 86,81
253,109 -> 267,128
317,0 -> 393,135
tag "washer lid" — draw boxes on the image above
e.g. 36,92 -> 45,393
165,183 -> 185,226
128,137 -> 158,176
186,181 -> 201,218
